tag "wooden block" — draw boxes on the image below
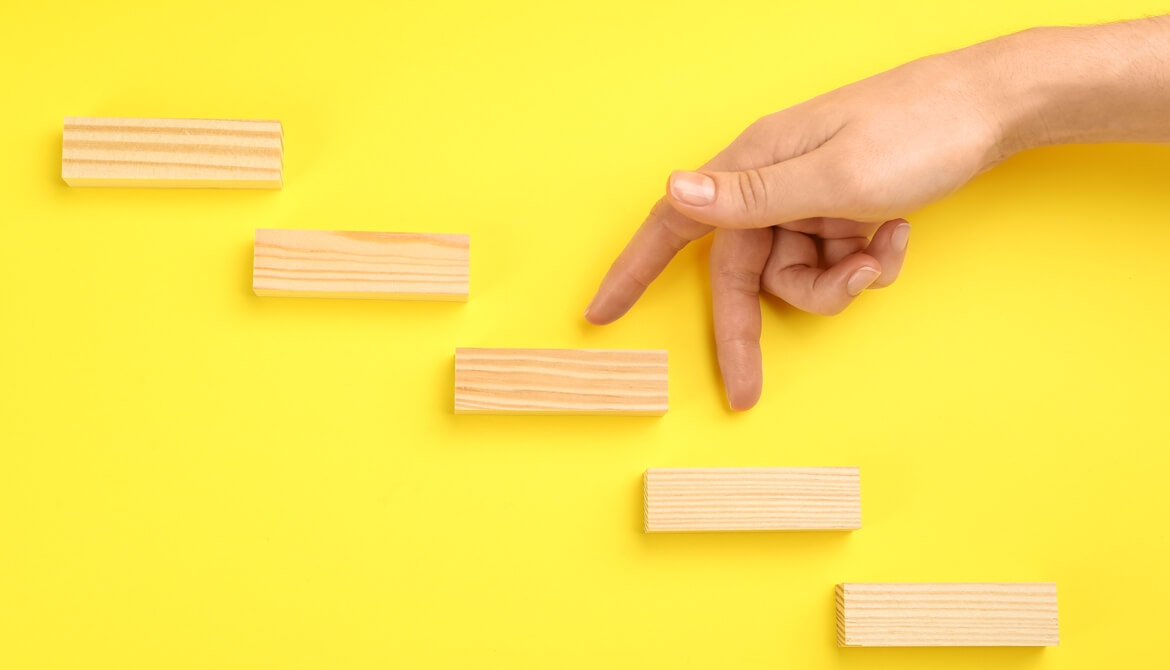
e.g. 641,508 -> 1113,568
253,229 -> 469,301
62,117 -> 283,188
836,582 -> 1059,647
454,348 -> 667,415
643,467 -> 860,532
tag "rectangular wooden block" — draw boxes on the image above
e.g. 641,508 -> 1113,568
836,582 -> 1059,647
643,467 -> 860,532
253,229 -> 469,301
454,348 -> 667,415
62,117 -> 283,188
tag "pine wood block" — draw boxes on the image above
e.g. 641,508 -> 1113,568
454,348 -> 667,415
643,467 -> 860,532
62,117 -> 283,188
836,582 -> 1059,647
253,229 -> 469,300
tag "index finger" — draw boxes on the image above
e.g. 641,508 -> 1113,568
584,198 -> 711,324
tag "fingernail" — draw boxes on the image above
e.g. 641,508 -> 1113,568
847,267 -> 881,296
669,171 -> 715,206
891,222 -> 911,253
584,296 -> 596,320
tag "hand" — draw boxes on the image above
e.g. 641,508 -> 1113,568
584,46 -> 1012,410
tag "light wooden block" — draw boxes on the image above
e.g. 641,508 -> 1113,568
62,117 -> 283,188
253,229 -> 469,301
643,467 -> 860,532
454,348 -> 667,415
836,582 -> 1059,647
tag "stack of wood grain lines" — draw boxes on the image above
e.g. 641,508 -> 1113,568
836,582 -> 1059,647
252,228 -> 470,301
644,467 -> 860,532
454,348 -> 668,415
61,115 -> 1060,651
62,117 -> 283,188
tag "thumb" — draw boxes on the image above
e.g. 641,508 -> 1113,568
665,151 -> 832,229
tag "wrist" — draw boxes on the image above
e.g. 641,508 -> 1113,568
952,28 -> 1068,158
975,26 -> 1111,154
959,18 -> 1170,156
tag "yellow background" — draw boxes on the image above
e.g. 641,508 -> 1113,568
2,1 -> 1168,667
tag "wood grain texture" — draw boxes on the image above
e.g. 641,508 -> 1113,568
62,117 -> 283,188
643,467 -> 860,532
454,348 -> 667,415
253,229 -> 469,300
836,582 -> 1059,647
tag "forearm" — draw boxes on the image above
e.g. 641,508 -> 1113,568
965,16 -> 1170,154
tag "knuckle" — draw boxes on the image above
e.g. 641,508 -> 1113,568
652,199 -> 710,248
734,168 -> 769,215
767,266 -> 847,316
765,260 -> 805,281
714,268 -> 762,295
760,268 -> 782,296
761,261 -> 793,294
619,265 -> 653,291
715,334 -> 756,346
658,216 -> 695,253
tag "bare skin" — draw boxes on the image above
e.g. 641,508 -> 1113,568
585,16 -> 1170,410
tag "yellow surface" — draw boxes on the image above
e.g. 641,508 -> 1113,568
2,1 -> 1168,668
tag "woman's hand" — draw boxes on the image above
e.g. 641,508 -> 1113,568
584,44 -> 1013,410
586,15 -> 1170,411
